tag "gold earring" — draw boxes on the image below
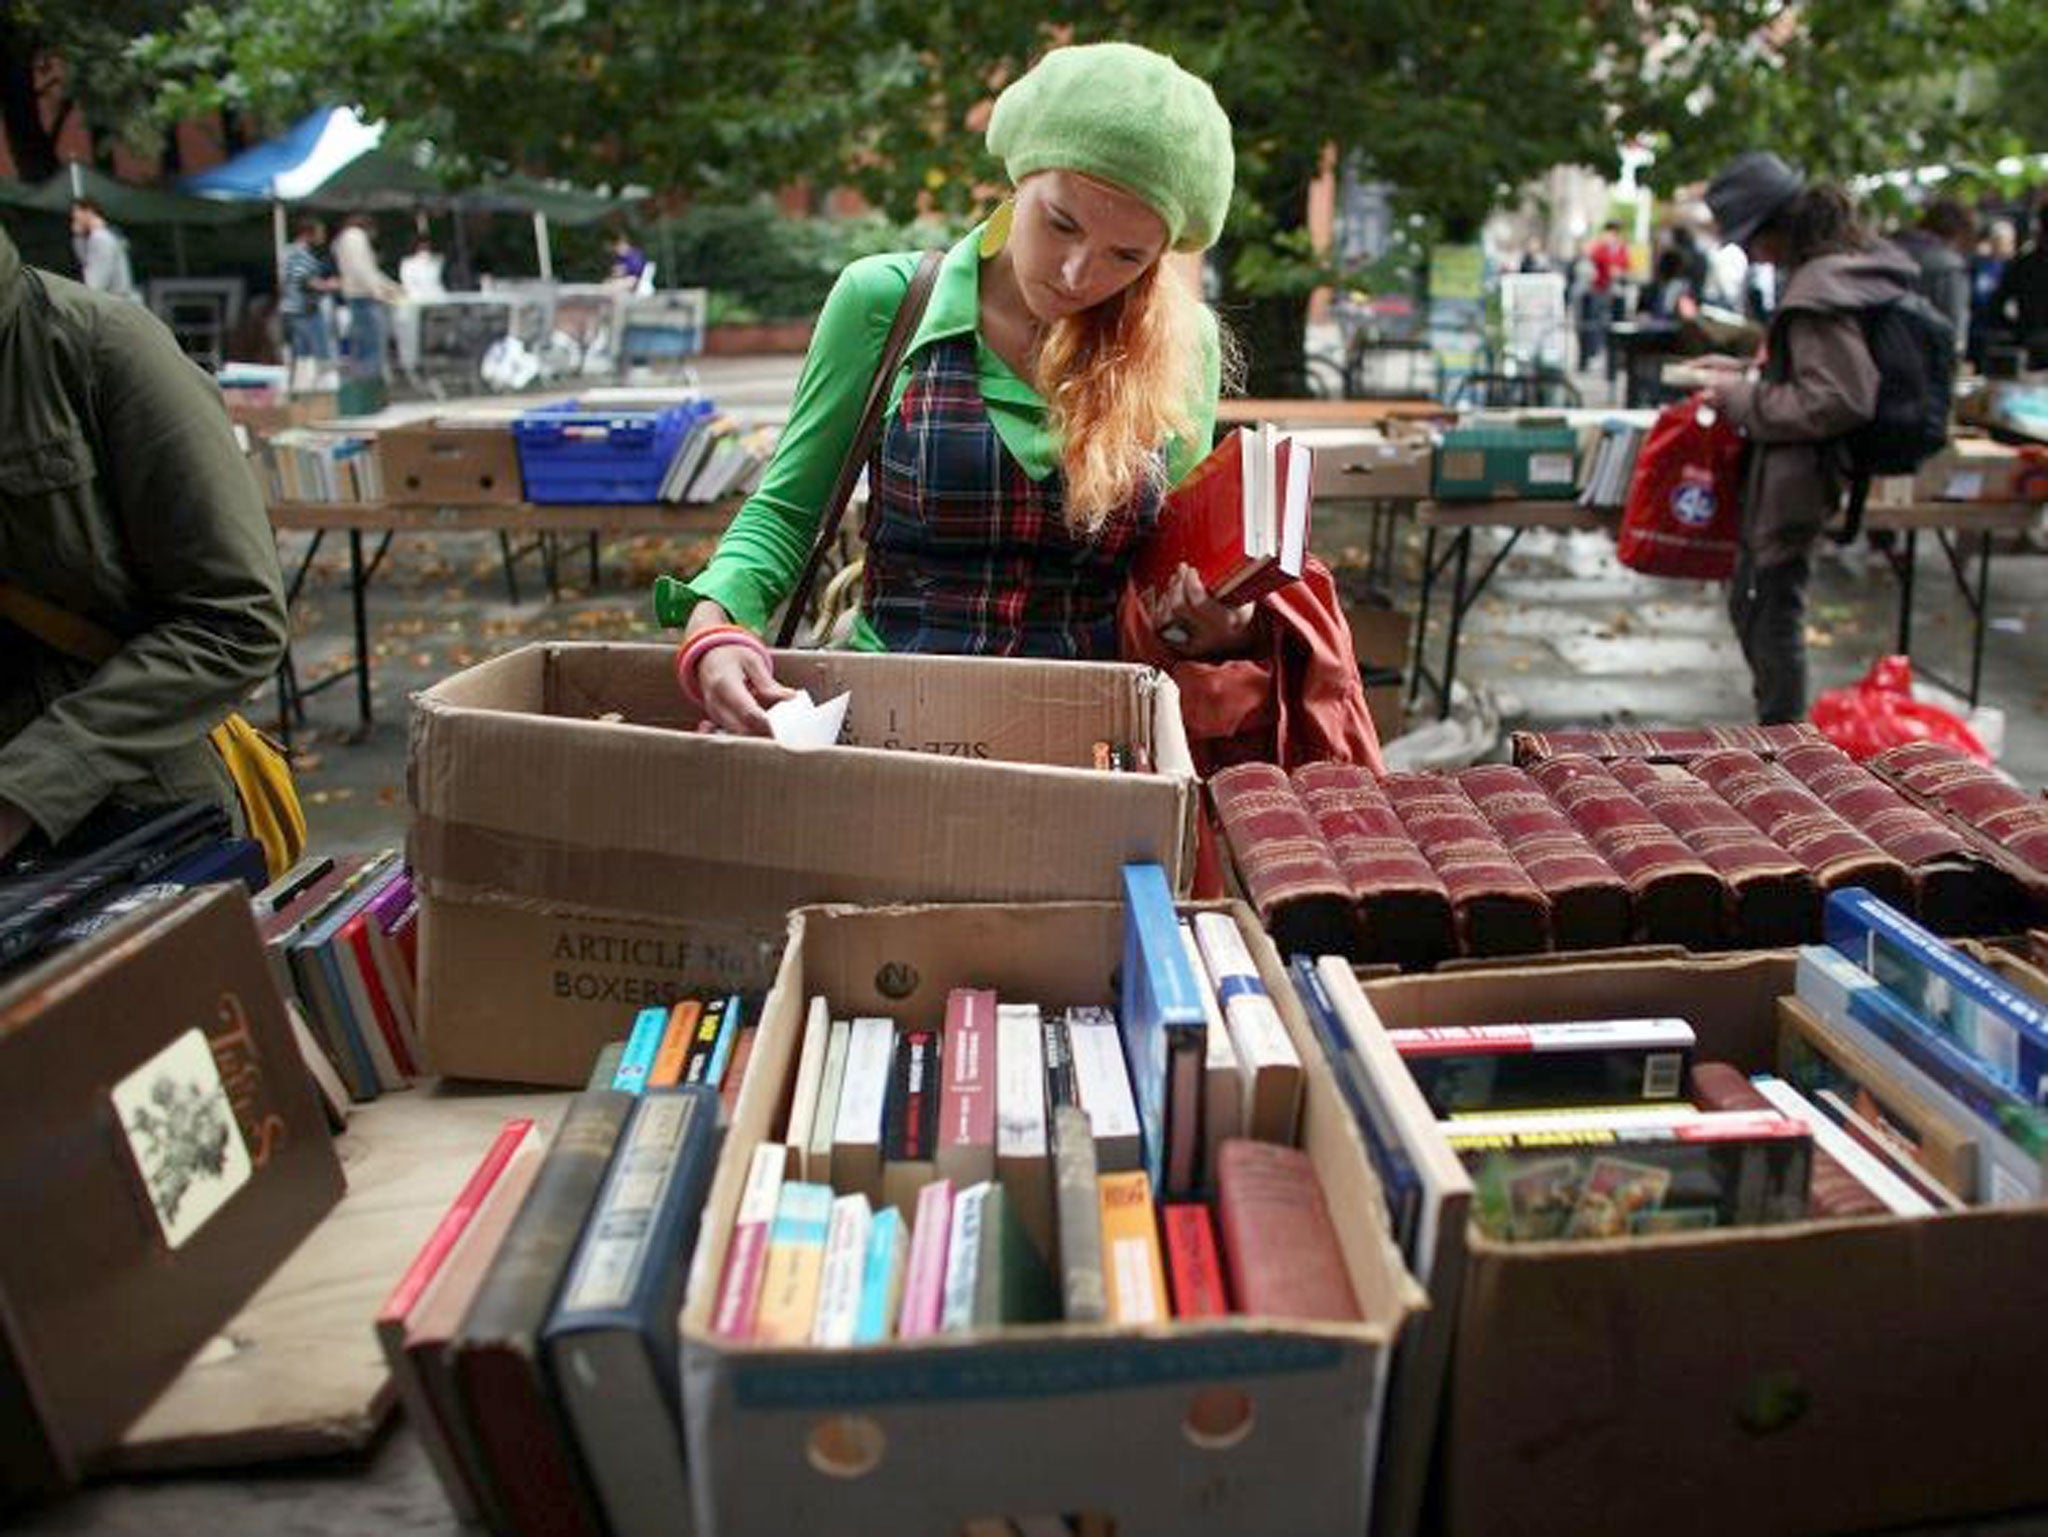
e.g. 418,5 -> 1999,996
979,198 -> 1015,258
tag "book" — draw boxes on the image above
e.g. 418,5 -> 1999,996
1133,423 -> 1312,605
1391,1018 -> 1694,1116
936,986 -> 998,1186
451,1090 -> 634,1537
1688,1061 -> 1884,1219
1162,1203 -> 1229,1319
1206,763 -> 1358,958
1775,994 -> 1977,1199
681,993 -> 728,1085
852,1206 -> 909,1345
1446,1109 -> 1813,1240
1291,761 -> 1455,969
1825,887 -> 2048,1103
1746,1074 -> 1936,1217
972,1184 -> 1060,1326
1689,751 -> 1913,911
586,1040 -> 626,1090
645,999 -> 700,1088
939,1182 -> 991,1334
782,996 -> 831,1175
1119,863 -> 1207,1196
1097,1170 -> 1171,1326
703,992 -> 745,1087
1458,763 -> 1632,950
831,1017 -> 895,1204
712,1142 -> 787,1338
286,848 -> 403,1097
1511,722 -> 1829,766
898,1178 -> 955,1339
1214,1140 -> 1361,1322
996,1001 -> 1053,1260
720,1025 -> 758,1122
253,853 -> 336,915
808,1018 -> 853,1185
811,1194 -> 874,1347
1809,1085 -> 1967,1212
1042,1010 -> 1077,1111
400,1127 -> 549,1531
880,1026 -> 939,1217
611,1005 -> 669,1093
1051,1105 -> 1106,1323
754,1181 -> 834,1346
544,1085 -> 722,1537
1191,939 -> 1247,1186
1190,910 -> 1303,1144
1381,772 -> 1551,957
376,1118 -> 537,1525
1065,1006 -> 1144,1175
0,886 -> 346,1500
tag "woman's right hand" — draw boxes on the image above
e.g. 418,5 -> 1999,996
693,641 -> 797,736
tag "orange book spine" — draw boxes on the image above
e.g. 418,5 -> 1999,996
1097,1170 -> 1170,1325
647,1000 -> 702,1088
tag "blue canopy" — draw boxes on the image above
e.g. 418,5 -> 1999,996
181,107 -> 386,201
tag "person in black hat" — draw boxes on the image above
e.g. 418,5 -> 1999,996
1690,152 -> 1918,724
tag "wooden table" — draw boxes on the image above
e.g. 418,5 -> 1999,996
268,497 -> 740,739
1864,499 -> 2041,707
1215,397 -> 1451,432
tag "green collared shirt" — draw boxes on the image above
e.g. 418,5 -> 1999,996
654,224 -> 1220,648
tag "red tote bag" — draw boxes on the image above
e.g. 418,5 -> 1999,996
1615,396 -> 1746,580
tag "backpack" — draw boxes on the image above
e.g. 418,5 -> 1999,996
1833,290 -> 1956,543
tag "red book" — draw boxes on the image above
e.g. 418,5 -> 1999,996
719,1025 -> 757,1121
1688,1063 -> 1882,1219
1381,771 -> 1550,957
1162,1203 -> 1230,1319
339,910 -> 416,1078
379,1118 -> 537,1331
1291,761 -> 1454,969
1688,750 -> 1914,911
1214,1140 -> 1359,1323
1208,763 -> 1357,957
1458,763 -> 1631,950
936,987 -> 997,1186
1134,426 -> 1311,605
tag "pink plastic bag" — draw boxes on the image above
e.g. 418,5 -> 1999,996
1811,655 -> 1990,763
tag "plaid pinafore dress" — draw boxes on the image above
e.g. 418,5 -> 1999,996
861,338 -> 1161,658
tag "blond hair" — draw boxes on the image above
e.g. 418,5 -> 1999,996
1036,258 -> 1222,533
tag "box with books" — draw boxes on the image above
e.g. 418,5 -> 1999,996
677,896 -> 1419,1537
1356,947 -> 2048,1537
409,643 -> 1198,1084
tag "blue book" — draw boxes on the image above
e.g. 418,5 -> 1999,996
542,1085 -> 722,1537
612,1006 -> 669,1093
1289,955 -> 1423,1256
852,1205 -> 909,1344
704,991 -> 744,1088
1825,887 -> 2048,1104
288,852 -> 402,1098
1118,863 -> 1207,1196
161,836 -> 269,894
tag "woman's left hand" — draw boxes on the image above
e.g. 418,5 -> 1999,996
1149,563 -> 1258,659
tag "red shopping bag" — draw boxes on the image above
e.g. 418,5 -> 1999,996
1811,654 -> 1990,763
1615,395 -> 1746,580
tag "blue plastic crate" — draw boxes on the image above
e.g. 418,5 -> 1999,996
511,399 -> 708,504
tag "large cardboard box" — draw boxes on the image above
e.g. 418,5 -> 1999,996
408,644 -> 1199,1085
1296,428 -> 1435,503
1432,424 -> 1578,501
376,421 -> 525,506
1360,951 -> 2048,1537
679,900 -> 1419,1537
1913,436 -> 2025,503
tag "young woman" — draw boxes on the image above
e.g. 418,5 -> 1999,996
1694,152 -> 1916,724
658,42 -> 1245,735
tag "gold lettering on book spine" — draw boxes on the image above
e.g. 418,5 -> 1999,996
210,991 -> 285,1166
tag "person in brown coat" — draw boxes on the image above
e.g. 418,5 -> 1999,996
1692,153 -> 1917,724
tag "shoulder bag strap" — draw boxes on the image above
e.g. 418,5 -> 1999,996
0,579 -> 121,666
774,247 -> 945,647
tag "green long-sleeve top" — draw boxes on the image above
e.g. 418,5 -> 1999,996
0,228 -> 289,843
653,223 -> 1221,648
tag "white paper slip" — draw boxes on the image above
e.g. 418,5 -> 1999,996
765,688 -> 851,749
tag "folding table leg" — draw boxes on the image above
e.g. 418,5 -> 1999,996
498,531 -> 521,605
1407,524 -> 1440,710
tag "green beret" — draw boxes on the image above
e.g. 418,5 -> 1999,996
986,42 -> 1235,253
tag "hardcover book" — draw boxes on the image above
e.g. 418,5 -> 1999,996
1206,764 -> 1358,957
1510,723 -> 1827,765
451,1090 -> 634,1537
1688,751 -> 1913,911
0,886 -> 345,1503
1458,763 -> 1632,950
1051,1107 -> 1106,1323
935,987 -> 997,1187
1133,423 -> 1312,606
1868,739 -> 2048,886
1214,1140 -> 1360,1322
544,1085 -> 722,1537
1119,864 -> 1207,1197
1687,1062 -> 1884,1218
1291,761 -> 1454,969
1381,772 -> 1551,957
971,1184 -> 1059,1327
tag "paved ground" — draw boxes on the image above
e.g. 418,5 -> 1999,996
20,352 -> 2048,1535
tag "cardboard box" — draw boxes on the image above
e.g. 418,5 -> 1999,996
1346,603 -> 1411,744
1360,951 -> 2048,1537
679,900 -> 1418,1537
1294,428 -> 1436,503
376,421 -> 525,506
407,644 -> 1199,1085
1912,437 -> 2025,504
1432,424 -> 1579,501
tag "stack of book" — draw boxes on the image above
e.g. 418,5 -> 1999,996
584,990 -> 761,1124
1576,417 -> 1650,510
376,1085 -> 724,1537
260,428 -> 384,503
655,409 -> 777,505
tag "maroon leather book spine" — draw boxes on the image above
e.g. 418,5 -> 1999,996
1382,772 -> 1550,957
1689,750 -> 1914,913
1776,741 -> 2019,935
1457,764 -> 1631,950
1689,1062 -> 1883,1218
1207,764 -> 1359,957
1871,741 -> 2048,883
1214,1139 -> 1360,1323
1511,722 -> 1827,766
1291,761 -> 1454,969
1527,754 -> 1727,947
1608,758 -> 1817,946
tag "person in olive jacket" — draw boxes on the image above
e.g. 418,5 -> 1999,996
0,223 -> 288,861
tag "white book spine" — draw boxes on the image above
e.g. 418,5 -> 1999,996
833,1017 -> 897,1150
1749,1075 -> 1936,1216
939,1183 -> 989,1334
1191,911 -> 1300,1069
1067,1020 -> 1143,1171
783,997 -> 831,1175
811,1195 -> 874,1347
995,1004 -> 1048,1159
808,1020 -> 852,1181
1185,922 -> 1246,1177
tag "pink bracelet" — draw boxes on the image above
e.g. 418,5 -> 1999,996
675,625 -> 772,707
